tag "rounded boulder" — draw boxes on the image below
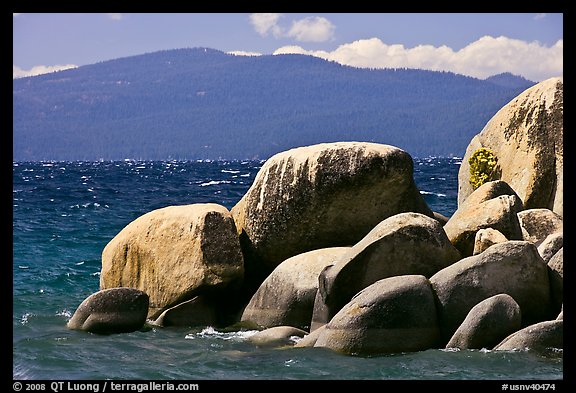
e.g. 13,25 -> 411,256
67,287 -> 149,334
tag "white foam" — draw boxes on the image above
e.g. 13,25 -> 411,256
185,326 -> 259,341
199,180 -> 231,187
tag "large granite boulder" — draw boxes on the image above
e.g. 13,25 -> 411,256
314,275 -> 441,355
311,212 -> 460,330
67,288 -> 149,334
494,320 -> 563,353
241,247 -> 350,330
101,203 -> 244,319
231,142 -> 433,292
458,77 -> 563,216
444,180 -> 524,257
517,208 -> 563,246
430,241 -> 553,343
446,294 -> 521,350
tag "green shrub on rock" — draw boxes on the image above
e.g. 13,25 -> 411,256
469,148 -> 498,190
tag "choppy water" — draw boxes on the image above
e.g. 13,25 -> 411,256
12,158 -> 563,381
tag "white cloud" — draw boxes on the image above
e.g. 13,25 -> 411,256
287,16 -> 335,42
533,13 -> 546,20
13,13 -> 22,17
227,51 -> 263,57
13,64 -> 78,79
273,36 -> 563,82
250,13 -> 283,37
250,13 -> 335,43
106,13 -> 123,21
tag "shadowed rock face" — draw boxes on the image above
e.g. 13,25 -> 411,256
311,212 -> 460,331
314,275 -> 441,356
446,294 -> 521,350
494,320 -> 563,353
100,203 -> 244,319
67,288 -> 149,334
430,241 -> 553,343
547,247 -> 563,311
231,142 -> 433,292
458,77 -> 563,216
241,247 -> 350,330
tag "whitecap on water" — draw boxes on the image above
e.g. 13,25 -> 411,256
420,190 -> 447,197
56,309 -> 72,318
21,313 -> 33,325
199,180 -> 232,187
184,326 -> 259,341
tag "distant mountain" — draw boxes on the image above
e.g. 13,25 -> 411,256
13,48 -> 536,161
484,72 -> 535,89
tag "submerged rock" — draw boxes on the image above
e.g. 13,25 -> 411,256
247,326 -> 308,348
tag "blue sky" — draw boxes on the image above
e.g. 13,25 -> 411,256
13,13 -> 563,81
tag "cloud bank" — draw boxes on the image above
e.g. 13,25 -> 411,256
106,13 -> 123,21
272,36 -> 562,82
250,13 -> 335,42
13,64 -> 78,79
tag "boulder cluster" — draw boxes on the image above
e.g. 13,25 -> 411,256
68,77 -> 563,357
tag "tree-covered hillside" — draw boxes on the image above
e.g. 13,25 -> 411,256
13,48 -> 535,160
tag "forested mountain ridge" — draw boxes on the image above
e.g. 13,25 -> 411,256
13,47 -> 536,161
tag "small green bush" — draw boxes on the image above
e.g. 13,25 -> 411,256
469,147 -> 498,190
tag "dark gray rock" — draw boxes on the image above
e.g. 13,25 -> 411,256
314,275 -> 441,355
430,241 -> 553,343
311,212 -> 460,331
446,294 -> 521,350
547,247 -> 563,312
151,296 -> 217,327
494,320 -> 563,353
67,288 -> 149,334
241,247 -> 349,330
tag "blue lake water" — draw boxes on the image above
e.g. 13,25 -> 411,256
12,158 -> 563,382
